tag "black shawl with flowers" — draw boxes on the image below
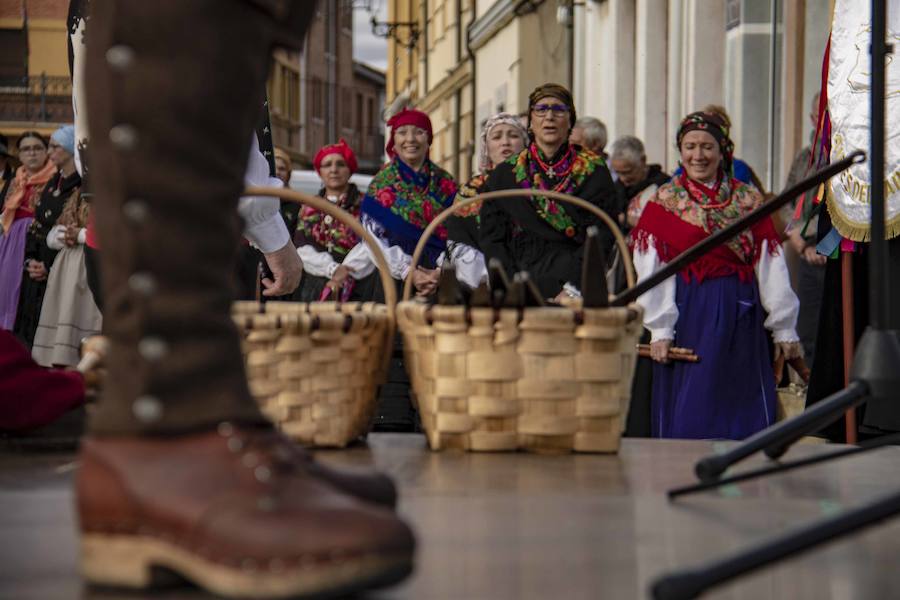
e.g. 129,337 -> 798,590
479,144 -> 619,282
293,184 -> 362,261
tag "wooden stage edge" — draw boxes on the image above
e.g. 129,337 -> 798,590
2,434 -> 900,599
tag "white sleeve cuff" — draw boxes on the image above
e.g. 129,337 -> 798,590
296,245 -> 339,278
47,225 -> 66,250
343,243 -> 376,279
649,328 -> 675,343
773,329 -> 801,343
244,213 -> 290,254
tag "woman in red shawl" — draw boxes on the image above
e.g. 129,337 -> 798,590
631,111 -> 801,440
292,139 -> 376,301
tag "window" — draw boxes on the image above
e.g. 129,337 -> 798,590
0,28 -> 27,82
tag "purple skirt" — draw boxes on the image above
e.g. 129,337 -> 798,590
0,217 -> 30,330
651,273 -> 776,440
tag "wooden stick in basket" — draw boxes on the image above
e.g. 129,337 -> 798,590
403,189 -> 636,303
636,344 -> 700,363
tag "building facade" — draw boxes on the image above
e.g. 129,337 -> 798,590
417,0 -> 476,181
352,61 -> 387,173
385,0 -> 422,111
385,0 -> 572,179
573,0 -> 831,192
0,0 -> 72,138
298,0 -> 386,173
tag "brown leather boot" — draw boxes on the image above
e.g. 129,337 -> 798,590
76,425 -> 415,598
251,430 -> 398,510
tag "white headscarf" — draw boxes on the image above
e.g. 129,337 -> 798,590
478,112 -> 528,173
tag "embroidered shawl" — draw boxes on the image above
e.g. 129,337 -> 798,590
631,172 -> 781,282
294,184 -> 362,259
509,144 -> 604,238
360,157 -> 457,264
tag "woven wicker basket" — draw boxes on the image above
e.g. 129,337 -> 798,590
232,187 -> 396,447
397,189 -> 644,453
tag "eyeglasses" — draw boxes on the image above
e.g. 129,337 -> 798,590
19,145 -> 46,154
48,143 -> 62,151
531,104 -> 570,118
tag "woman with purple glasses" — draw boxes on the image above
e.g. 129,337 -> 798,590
479,83 -> 619,301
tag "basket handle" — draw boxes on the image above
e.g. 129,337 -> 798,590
401,188 -> 636,301
243,186 -> 397,317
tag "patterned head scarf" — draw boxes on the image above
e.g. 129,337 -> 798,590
385,108 -> 433,159
527,83 -> 577,134
677,111 -> 735,174
478,112 -> 528,172
313,138 -> 357,174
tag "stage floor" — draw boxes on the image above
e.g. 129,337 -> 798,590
2,434 -> 900,599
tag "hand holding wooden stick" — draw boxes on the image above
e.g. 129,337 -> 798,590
636,344 -> 700,363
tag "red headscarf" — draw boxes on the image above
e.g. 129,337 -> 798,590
313,138 -> 358,175
385,108 -> 433,159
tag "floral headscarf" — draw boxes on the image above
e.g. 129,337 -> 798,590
478,112 -> 528,173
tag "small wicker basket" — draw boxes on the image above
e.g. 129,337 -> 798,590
232,187 -> 396,447
397,189 -> 644,453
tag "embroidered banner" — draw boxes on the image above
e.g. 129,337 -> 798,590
827,0 -> 900,241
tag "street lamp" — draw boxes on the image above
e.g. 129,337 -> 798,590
370,16 -> 420,50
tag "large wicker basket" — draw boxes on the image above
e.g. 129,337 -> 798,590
397,189 -> 644,453
232,187 -> 396,447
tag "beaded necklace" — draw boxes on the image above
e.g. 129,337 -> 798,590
530,144 -> 575,181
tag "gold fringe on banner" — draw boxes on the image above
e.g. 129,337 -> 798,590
826,184 -> 900,242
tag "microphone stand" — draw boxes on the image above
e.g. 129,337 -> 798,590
651,486 -> 900,600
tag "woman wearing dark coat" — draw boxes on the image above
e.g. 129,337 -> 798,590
480,83 -> 620,300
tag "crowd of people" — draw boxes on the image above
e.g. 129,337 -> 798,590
0,0 -> 847,594
232,81 -> 812,442
0,127 -> 101,369
1,79 -> 826,442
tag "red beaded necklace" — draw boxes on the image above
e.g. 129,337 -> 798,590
530,144 -> 575,180
681,172 -> 732,210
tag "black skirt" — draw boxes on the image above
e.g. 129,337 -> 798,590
291,271 -> 379,303
12,275 -> 48,349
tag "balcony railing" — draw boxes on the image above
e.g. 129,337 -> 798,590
0,75 -> 74,123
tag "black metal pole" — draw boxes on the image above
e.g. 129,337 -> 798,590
651,486 -> 900,600
669,430 -> 900,500
693,380 -> 868,482
870,0 -> 888,329
611,152 -> 865,307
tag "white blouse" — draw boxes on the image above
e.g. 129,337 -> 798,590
295,194 -> 375,280
360,214 -> 487,288
634,235 -> 800,343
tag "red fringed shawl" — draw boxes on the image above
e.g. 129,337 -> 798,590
631,175 -> 781,283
